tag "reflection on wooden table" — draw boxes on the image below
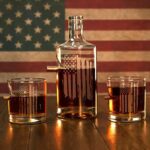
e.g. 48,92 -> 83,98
0,95 -> 150,150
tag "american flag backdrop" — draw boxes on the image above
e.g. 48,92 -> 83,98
0,0 -> 150,95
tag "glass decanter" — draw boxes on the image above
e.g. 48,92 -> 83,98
56,16 -> 97,119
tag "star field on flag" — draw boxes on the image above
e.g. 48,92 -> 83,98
0,0 -> 65,51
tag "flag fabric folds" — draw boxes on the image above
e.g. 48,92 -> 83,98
0,0 -> 150,95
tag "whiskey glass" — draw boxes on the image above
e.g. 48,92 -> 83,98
8,78 -> 47,124
107,76 -> 146,122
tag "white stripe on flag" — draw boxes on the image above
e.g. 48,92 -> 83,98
0,51 -> 150,62
0,72 -> 149,83
98,72 -> 150,82
65,31 -> 150,41
0,52 -> 56,62
66,9 -> 150,20
0,73 -> 57,83
98,51 -> 150,62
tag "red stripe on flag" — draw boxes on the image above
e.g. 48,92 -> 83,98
0,62 -> 56,72
65,0 -> 150,8
0,62 -> 150,72
66,20 -> 150,30
99,62 -> 150,72
1,82 -> 150,94
0,83 -> 56,94
98,82 -> 150,93
92,41 -> 150,51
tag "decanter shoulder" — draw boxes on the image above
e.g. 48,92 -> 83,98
57,40 -> 96,50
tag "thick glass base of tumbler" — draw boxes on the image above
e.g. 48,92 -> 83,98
57,107 -> 96,119
9,114 -> 46,124
108,111 -> 146,123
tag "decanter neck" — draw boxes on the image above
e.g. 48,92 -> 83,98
68,16 -> 84,41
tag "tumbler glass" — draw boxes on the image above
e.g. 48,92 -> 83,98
107,76 -> 146,122
8,78 -> 47,124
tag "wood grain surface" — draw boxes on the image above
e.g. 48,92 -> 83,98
0,95 -> 150,150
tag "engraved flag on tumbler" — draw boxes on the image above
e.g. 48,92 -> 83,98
107,76 -> 146,122
8,78 -> 47,124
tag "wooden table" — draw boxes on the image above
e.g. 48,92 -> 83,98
0,95 -> 150,150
